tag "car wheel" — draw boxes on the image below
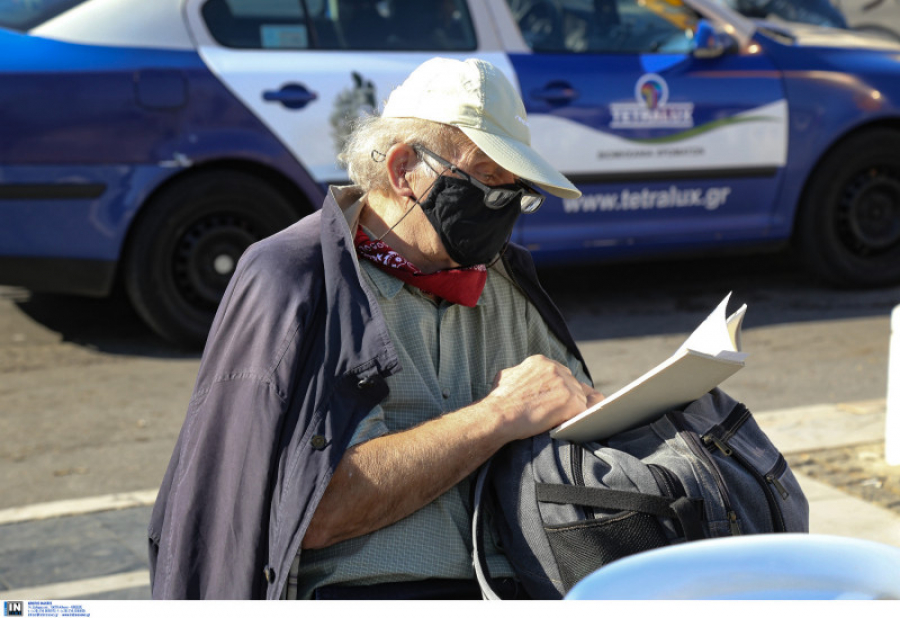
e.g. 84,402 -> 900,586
123,170 -> 301,347
796,128 -> 900,288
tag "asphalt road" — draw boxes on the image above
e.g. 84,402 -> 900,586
1,249 -> 899,510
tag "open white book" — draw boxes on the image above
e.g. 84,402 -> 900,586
551,293 -> 748,443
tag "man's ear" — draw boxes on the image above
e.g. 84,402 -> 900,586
385,144 -> 418,199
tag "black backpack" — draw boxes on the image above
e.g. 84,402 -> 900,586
472,388 -> 809,600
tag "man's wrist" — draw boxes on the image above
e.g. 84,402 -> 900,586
467,391 -> 523,446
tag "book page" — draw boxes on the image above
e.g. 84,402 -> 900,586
676,292 -> 747,359
551,293 -> 749,442
727,303 -> 747,351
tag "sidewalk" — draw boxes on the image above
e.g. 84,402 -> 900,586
0,503 -> 153,600
0,401 -> 897,600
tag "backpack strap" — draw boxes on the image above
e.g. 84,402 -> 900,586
472,460 -> 504,600
536,483 -> 707,541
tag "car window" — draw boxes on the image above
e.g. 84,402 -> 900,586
202,0 -> 310,48
202,0 -> 477,51
506,0 -> 699,53
0,0 -> 88,31
724,0 -> 847,27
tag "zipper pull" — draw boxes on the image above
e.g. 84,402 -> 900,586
766,474 -> 790,500
727,510 -> 742,535
702,433 -> 734,457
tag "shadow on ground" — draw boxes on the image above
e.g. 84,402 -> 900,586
536,249 -> 900,341
8,249 -> 900,354
10,286 -> 198,359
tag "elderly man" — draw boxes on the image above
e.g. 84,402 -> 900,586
148,57 -> 601,600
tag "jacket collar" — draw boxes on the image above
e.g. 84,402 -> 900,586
320,185 -> 401,382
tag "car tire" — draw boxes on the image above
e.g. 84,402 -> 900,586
123,170 -> 301,348
796,128 -> 900,288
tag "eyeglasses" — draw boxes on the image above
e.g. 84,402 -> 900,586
415,146 -> 545,213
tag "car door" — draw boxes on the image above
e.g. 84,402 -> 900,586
501,0 -> 789,261
183,0 -> 516,186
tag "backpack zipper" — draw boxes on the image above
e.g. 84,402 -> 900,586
700,403 -> 789,532
719,403 -> 752,444
647,463 -> 697,539
670,411 -> 742,536
702,402 -> 750,458
648,463 -> 683,501
766,456 -> 790,500
701,402 -> 749,457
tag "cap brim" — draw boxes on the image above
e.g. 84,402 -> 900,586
459,127 -> 582,200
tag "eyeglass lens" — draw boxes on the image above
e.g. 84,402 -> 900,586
483,183 -> 544,213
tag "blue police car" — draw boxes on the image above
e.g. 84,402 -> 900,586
2,0 -> 900,346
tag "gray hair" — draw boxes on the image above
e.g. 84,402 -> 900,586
338,115 -> 470,195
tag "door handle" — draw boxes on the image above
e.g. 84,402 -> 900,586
530,81 -> 579,104
263,83 -> 318,110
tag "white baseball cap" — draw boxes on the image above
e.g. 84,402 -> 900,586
382,57 -> 582,200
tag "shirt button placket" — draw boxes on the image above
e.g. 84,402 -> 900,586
437,305 -> 455,411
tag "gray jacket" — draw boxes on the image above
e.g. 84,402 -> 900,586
148,186 -> 587,599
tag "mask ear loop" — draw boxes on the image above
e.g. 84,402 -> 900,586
370,148 -> 446,242
485,234 -> 513,269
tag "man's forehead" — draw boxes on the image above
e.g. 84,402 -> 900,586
459,144 -> 497,166
422,138 -> 510,175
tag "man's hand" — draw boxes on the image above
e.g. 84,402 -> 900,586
487,355 -> 603,442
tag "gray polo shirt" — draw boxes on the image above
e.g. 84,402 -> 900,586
287,258 -> 590,599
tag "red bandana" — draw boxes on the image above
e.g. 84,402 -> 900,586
354,228 -> 487,307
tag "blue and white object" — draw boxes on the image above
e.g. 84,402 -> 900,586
565,533 -> 900,599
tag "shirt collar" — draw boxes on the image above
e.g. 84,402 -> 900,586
360,259 -> 406,300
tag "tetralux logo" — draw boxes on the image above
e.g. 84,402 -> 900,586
609,73 -> 694,129
3,601 -> 23,617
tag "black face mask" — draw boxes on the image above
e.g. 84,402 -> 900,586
416,175 -> 522,268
